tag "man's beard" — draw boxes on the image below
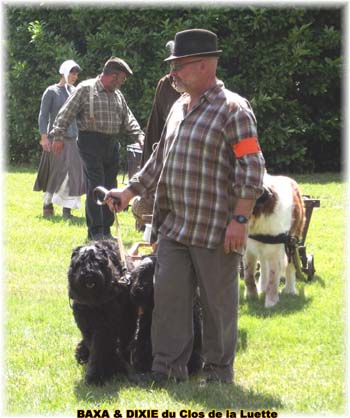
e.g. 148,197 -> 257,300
172,78 -> 186,93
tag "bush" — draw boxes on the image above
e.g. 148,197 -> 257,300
5,5 -> 342,172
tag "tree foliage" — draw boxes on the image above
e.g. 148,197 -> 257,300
5,5 -> 342,172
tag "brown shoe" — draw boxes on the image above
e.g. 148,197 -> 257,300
43,204 -> 54,218
62,207 -> 72,219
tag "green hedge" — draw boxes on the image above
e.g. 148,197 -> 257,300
6,6 -> 342,172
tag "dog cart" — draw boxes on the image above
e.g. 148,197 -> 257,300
293,196 -> 320,281
239,195 -> 320,282
127,197 -> 321,279
128,214 -> 155,262
125,143 -> 142,180
253,195 -> 320,281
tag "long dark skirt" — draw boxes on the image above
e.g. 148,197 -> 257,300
33,137 -> 85,196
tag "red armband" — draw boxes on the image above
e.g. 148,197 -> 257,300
233,137 -> 261,158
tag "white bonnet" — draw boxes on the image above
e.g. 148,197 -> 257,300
59,59 -> 81,84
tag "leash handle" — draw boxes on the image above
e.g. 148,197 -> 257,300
92,186 -> 129,270
93,186 -> 121,207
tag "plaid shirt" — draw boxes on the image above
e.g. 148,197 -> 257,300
52,77 -> 144,141
129,81 -> 265,249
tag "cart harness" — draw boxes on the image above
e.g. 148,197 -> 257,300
248,233 -> 300,262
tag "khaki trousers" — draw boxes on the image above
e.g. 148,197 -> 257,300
152,234 -> 240,382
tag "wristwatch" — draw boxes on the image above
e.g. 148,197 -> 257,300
232,214 -> 249,224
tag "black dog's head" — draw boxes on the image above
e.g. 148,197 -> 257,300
68,240 -> 128,306
129,256 -> 156,309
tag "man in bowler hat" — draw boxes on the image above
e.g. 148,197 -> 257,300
106,29 -> 265,385
52,57 -> 144,240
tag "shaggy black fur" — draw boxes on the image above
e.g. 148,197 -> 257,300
129,256 -> 203,375
129,256 -> 155,373
68,240 -> 202,386
68,240 -> 136,385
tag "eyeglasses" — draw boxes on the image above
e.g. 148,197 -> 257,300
170,59 -> 202,72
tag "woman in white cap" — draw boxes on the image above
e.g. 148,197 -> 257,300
33,59 -> 85,219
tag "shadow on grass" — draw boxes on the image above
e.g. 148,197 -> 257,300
236,328 -> 248,353
73,375 -> 130,402
308,274 -> 325,288
36,214 -> 86,225
239,282 -> 315,318
167,381 -> 284,411
73,376 -> 284,411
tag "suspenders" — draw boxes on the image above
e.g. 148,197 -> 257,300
89,78 -> 98,128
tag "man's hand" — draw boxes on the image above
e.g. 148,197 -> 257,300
40,134 -> 51,152
104,188 -> 134,213
52,140 -> 64,155
224,197 -> 256,253
137,134 -> 145,149
224,219 -> 248,254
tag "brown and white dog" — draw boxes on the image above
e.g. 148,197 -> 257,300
244,173 -> 305,307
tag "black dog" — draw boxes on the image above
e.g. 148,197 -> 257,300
129,256 -> 203,375
68,240 -> 202,385
68,240 -> 137,385
128,256 -> 155,373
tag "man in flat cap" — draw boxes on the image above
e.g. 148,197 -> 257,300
52,57 -> 144,240
106,29 -> 265,385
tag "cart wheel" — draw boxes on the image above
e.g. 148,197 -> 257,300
307,254 -> 315,281
239,260 -> 245,279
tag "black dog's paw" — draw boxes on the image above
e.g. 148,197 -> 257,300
132,341 -> 153,373
75,340 -> 89,364
85,371 -> 107,386
85,366 -> 113,386
188,352 -> 203,375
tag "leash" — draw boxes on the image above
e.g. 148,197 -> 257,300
112,205 -> 128,270
93,186 -> 130,282
68,187 -> 132,311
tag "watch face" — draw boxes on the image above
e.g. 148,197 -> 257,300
234,215 -> 248,224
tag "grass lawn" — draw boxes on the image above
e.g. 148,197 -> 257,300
3,167 -> 348,417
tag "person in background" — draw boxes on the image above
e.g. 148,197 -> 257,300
132,73 -> 180,231
132,42 -> 181,231
105,29 -> 265,386
51,57 -> 144,241
140,73 -> 180,167
33,59 -> 85,219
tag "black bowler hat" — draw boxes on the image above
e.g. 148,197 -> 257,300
164,29 -> 222,62
103,56 -> 133,75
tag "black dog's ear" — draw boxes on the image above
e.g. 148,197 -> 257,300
99,248 -> 110,264
100,240 -> 120,257
109,250 -> 122,269
97,240 -> 122,269
71,246 -> 84,260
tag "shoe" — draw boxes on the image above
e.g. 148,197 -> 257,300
129,371 -> 180,387
62,207 -> 72,219
43,204 -> 54,218
199,376 -> 233,388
